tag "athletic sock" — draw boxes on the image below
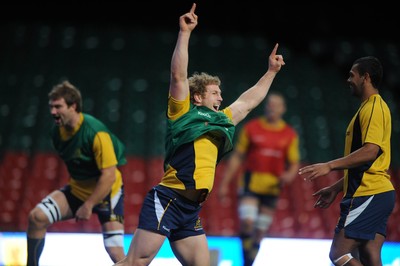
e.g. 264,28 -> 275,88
240,233 -> 253,266
27,237 -> 45,266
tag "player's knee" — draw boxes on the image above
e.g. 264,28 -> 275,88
239,205 -> 258,233
28,208 -> 49,228
239,204 -> 258,221
255,214 -> 273,231
32,196 -> 62,225
331,253 -> 353,266
104,229 -> 124,248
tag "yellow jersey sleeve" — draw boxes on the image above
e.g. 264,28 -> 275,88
93,132 -> 118,169
287,135 -> 300,163
234,127 -> 250,154
168,94 -> 190,120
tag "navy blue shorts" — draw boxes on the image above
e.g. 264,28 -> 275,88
138,185 -> 205,242
60,185 -> 124,224
335,190 -> 395,240
239,190 -> 278,208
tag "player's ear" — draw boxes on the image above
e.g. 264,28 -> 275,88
193,93 -> 202,104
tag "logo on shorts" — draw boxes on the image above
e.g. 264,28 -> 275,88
162,225 -> 170,232
194,218 -> 203,231
97,201 -> 109,211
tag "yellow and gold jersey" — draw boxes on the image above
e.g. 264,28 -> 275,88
161,95 -> 234,193
343,94 -> 394,197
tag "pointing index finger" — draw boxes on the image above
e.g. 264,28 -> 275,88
190,3 -> 197,13
270,43 -> 279,57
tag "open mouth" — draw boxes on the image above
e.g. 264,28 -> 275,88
213,105 -> 219,111
53,116 -> 61,124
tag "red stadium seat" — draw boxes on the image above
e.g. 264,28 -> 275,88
121,157 -> 149,232
0,152 -> 29,231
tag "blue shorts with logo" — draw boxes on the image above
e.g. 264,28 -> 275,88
138,185 -> 205,242
60,184 -> 124,224
335,190 -> 395,240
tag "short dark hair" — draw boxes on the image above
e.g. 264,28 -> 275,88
352,56 -> 383,89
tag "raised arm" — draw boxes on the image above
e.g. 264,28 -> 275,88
169,3 -> 198,101
229,43 -> 285,125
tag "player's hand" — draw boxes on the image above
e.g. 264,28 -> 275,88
313,186 -> 338,209
179,3 -> 198,32
75,203 -> 93,221
298,162 -> 331,181
268,43 -> 285,73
